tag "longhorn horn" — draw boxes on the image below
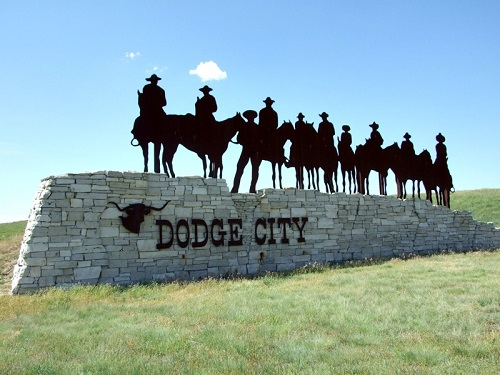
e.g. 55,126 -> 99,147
109,201 -> 126,212
149,200 -> 171,211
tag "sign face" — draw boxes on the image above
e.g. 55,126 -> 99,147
108,200 -> 308,249
156,217 -> 308,249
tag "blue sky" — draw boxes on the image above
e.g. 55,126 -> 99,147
1,1 -> 499,223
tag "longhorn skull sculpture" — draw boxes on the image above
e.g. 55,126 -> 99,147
108,201 -> 170,234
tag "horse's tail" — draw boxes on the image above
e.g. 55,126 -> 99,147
131,137 -> 140,147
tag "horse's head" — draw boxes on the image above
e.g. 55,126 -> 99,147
419,149 -> 433,167
277,120 -> 295,143
232,112 -> 245,129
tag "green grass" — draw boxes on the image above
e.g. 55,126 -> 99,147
0,251 -> 498,374
451,189 -> 500,227
0,190 -> 498,373
0,220 -> 27,241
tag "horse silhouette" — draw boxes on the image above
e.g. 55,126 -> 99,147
250,120 -> 295,192
231,119 -> 295,193
163,112 -> 244,179
397,149 -> 434,200
131,91 -> 165,174
338,126 -> 356,194
132,109 -> 244,179
434,161 -> 453,208
355,142 -> 400,195
317,114 -> 339,193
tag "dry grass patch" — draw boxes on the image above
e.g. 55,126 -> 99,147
0,233 -> 22,295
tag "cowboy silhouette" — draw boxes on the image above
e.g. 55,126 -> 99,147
259,97 -> 278,131
338,124 -> 356,193
401,132 -> 415,171
258,97 -> 278,159
195,85 -> 217,127
339,125 -> 352,148
435,132 -> 447,167
369,122 -> 384,148
318,112 -> 335,151
231,110 -> 260,193
141,74 -> 167,120
131,74 -> 168,173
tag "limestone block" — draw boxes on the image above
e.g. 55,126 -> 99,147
74,266 -> 102,281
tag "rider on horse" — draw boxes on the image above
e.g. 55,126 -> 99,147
132,74 -> 167,144
401,132 -> 416,173
195,85 -> 218,127
366,122 -> 384,162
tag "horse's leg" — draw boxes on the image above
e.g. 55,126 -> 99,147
296,166 -> 303,189
249,158 -> 261,193
356,170 -> 362,194
271,162 -> 276,189
352,168 -> 357,194
199,154 -> 207,178
231,151 -> 249,193
153,142 -> 161,173
166,150 -> 175,178
161,145 -> 170,177
347,170 -> 352,194
278,163 -> 283,189
141,143 -> 149,172
444,189 -> 450,208
323,172 -> 329,193
341,168 -> 346,193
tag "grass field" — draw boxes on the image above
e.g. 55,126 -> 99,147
0,189 -> 498,373
451,188 -> 500,227
0,252 -> 498,373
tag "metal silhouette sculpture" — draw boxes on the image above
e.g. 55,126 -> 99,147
355,122 -> 401,195
129,80 -> 454,206
434,133 -> 454,207
231,110 -> 261,193
161,112 -> 244,179
131,80 -> 244,179
195,85 -> 218,129
131,74 -> 168,174
231,114 -> 295,194
356,133 -> 400,196
288,113 -> 311,189
338,125 -> 356,194
317,112 -> 339,193
109,201 -> 170,234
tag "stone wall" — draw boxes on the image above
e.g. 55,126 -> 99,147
11,171 -> 500,294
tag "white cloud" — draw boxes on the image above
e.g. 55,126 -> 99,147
125,52 -> 141,60
189,61 -> 227,82
146,66 -> 168,75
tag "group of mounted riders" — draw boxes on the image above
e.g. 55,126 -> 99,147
132,74 -> 454,208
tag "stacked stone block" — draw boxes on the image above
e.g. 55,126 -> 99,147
11,171 -> 500,294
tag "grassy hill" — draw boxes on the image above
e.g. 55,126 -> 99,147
450,188 -> 499,227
